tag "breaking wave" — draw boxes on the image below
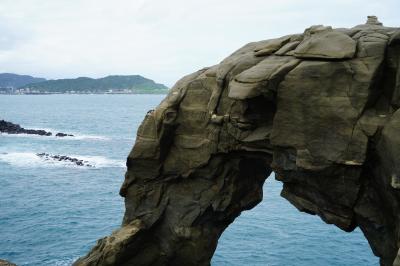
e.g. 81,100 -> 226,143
0,132 -> 110,141
0,152 -> 125,168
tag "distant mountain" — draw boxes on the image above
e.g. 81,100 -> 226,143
0,73 -> 46,88
19,75 -> 168,94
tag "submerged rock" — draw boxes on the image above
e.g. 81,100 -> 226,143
55,132 -> 74,137
75,17 -> 400,266
36,153 -> 93,167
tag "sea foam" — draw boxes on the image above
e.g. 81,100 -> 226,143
0,132 -> 110,141
0,152 -> 124,168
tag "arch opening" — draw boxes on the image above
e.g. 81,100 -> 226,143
212,173 -> 379,266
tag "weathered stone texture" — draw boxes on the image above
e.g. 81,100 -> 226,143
75,17 -> 400,266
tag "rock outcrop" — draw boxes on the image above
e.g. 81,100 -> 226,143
36,153 -> 94,167
75,17 -> 400,266
0,259 -> 17,266
0,120 -> 73,137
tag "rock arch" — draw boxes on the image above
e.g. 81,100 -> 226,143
75,18 -> 400,266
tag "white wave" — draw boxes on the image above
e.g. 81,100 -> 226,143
0,132 -> 110,141
0,152 -> 125,168
0,152 -> 43,167
0,132 -> 52,139
69,154 -> 125,168
44,257 -> 76,266
62,133 -> 111,141
28,127 -> 111,140
29,126 -> 57,132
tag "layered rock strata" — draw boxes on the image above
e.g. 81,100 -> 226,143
75,17 -> 400,266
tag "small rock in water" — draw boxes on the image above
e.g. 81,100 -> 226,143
36,153 -> 94,167
55,132 -> 74,137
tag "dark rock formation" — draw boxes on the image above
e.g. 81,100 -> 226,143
36,153 -> 94,167
0,120 -> 73,137
0,120 -> 52,136
75,17 -> 400,266
0,259 -> 17,266
55,132 -> 74,137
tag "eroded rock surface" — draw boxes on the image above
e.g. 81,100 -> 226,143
75,17 -> 400,266
0,259 -> 17,266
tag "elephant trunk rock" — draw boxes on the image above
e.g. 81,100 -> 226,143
75,17 -> 400,266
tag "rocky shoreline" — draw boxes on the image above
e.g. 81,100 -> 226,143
0,120 -> 73,137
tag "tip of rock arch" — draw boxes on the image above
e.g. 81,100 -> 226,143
74,16 -> 400,266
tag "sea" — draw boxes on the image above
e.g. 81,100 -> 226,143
0,95 -> 378,266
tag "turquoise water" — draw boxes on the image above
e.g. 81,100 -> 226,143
0,95 -> 378,265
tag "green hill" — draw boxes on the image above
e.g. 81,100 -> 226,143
0,73 -> 46,88
20,75 -> 168,94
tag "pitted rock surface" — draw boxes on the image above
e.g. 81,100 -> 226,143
0,259 -> 17,266
75,17 -> 400,266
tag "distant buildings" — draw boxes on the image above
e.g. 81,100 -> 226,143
0,87 -> 14,94
0,87 -> 48,94
0,87 -> 166,94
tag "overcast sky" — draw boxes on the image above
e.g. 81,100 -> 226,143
0,0 -> 399,86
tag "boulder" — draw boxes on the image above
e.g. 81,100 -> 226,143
294,28 -> 356,59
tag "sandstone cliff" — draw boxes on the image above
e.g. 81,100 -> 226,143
75,16 -> 400,266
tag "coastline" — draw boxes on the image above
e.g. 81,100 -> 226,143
0,91 -> 169,95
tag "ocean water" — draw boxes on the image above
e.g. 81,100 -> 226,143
0,95 -> 378,266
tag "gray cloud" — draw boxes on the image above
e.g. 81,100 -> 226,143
0,18 -> 31,50
0,0 -> 398,86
